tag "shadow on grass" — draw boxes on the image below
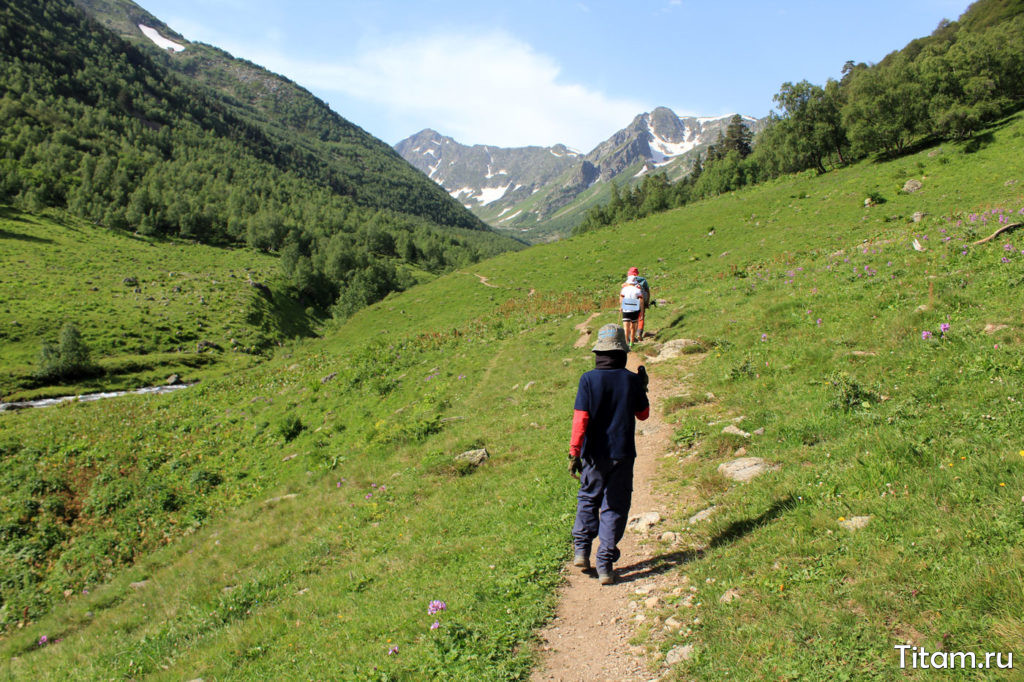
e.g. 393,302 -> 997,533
0,228 -> 53,244
611,495 -> 796,584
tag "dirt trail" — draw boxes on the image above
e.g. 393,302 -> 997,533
532,339 -> 703,681
472,273 -> 498,288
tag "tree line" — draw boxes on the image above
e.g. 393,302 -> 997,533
574,5 -> 1024,235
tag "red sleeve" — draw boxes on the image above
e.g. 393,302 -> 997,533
570,409 -> 589,457
635,406 -> 650,421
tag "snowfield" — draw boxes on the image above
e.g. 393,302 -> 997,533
138,24 -> 185,52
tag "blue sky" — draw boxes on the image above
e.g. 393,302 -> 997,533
140,0 -> 968,150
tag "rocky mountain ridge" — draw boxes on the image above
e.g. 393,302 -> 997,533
396,107 -> 766,241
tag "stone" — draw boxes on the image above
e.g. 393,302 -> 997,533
687,506 -> 717,525
634,584 -> 654,595
166,374 -> 182,386
321,372 -> 337,384
649,338 -> 702,362
129,580 -> 149,590
455,448 -> 489,467
627,511 -> 662,532
733,447 -> 747,457
839,515 -> 872,531
665,644 -> 695,665
523,381 -> 535,391
850,351 -> 877,357
659,531 -> 678,542
752,427 -> 765,436
912,211 -> 926,223
122,276 -> 138,286
664,616 -> 683,631
927,148 -> 943,157
721,424 -> 751,438
718,457 -> 778,483
645,596 -> 661,609
263,493 -> 299,504
903,179 -> 923,193
1005,179 -> 1018,187
719,588 -> 741,603
983,323 -> 1009,334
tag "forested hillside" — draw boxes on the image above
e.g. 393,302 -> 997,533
0,0 -> 521,314
574,0 -> 1024,234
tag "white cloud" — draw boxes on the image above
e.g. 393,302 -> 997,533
243,31 -> 646,150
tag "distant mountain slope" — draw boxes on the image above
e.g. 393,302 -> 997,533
396,108 -> 766,241
72,0 -> 486,233
0,0 -> 520,318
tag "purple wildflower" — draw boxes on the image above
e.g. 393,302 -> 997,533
365,493 -> 373,499
427,600 -> 447,615
1004,244 -> 1013,251
940,323 -> 950,334
388,645 -> 399,655
761,333 -> 768,342
38,635 -> 48,646
816,319 -> 822,325
921,330 -> 932,340
430,621 -> 440,630
1002,257 -> 1011,263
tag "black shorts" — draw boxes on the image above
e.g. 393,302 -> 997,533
621,310 -> 640,322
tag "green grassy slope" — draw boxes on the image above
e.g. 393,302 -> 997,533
0,207 -> 316,400
2,113 -> 1023,679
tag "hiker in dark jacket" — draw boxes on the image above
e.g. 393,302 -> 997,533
568,324 -> 649,584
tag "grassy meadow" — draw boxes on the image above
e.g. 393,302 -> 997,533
2,111 -> 1024,679
0,208 -> 316,401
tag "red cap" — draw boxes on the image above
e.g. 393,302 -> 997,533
628,267 -> 639,276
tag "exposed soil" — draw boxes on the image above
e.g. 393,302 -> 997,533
532,337 -> 704,681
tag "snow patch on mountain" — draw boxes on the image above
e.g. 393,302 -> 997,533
138,24 -> 184,52
477,184 -> 511,205
499,209 -> 522,223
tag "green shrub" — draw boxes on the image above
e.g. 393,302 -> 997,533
277,413 -> 304,442
34,322 -> 98,382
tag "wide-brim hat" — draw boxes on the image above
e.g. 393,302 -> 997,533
592,323 -> 629,353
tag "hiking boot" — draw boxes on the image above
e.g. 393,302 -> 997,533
598,572 -> 615,585
573,553 -> 590,570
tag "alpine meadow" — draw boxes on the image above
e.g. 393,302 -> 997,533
2,0 -> 1024,680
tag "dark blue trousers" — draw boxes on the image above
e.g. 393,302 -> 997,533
572,457 -> 634,573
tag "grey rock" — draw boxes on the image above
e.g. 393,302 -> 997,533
650,338 -> 702,362
687,506 -> 716,525
721,424 -> 751,438
122,276 -> 138,286
912,211 -> 926,223
455,448 -> 489,467
719,588 -> 741,603
129,580 -> 149,590
983,323 -> 1009,334
718,457 -> 778,482
321,372 -> 338,384
263,493 -> 299,504
166,374 -> 182,386
903,179 -> 923,193
627,511 -> 662,532
839,515 -> 872,531
752,427 -> 765,436
666,644 -> 694,665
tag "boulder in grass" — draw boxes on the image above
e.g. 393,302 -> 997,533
718,457 -> 778,482
455,448 -> 489,467
839,515 -> 872,531
627,511 -> 662,532
666,644 -> 694,664
903,179 -> 923,193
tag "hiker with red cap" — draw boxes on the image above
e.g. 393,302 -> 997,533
620,267 -> 645,345
567,324 -> 649,584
